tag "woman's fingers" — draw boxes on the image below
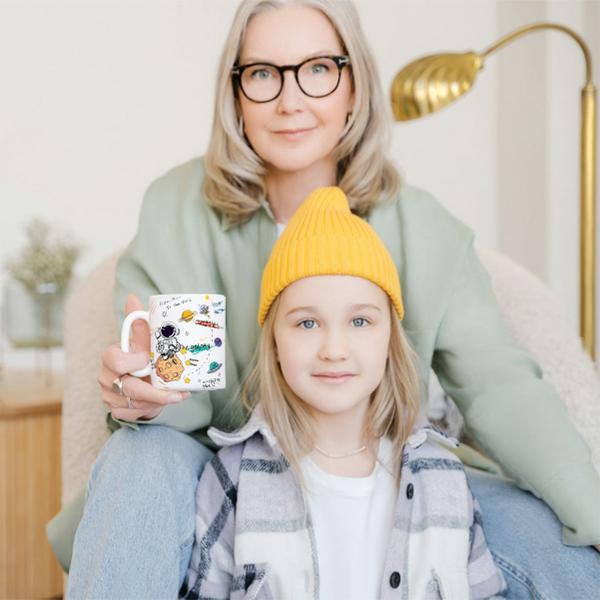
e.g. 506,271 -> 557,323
102,391 -> 159,412
106,371 -> 189,405
125,293 -> 151,353
100,386 -> 164,420
99,330 -> 191,421
99,378 -> 190,422
109,404 -> 163,422
97,342 -> 190,422
101,343 -> 151,377
98,368 -> 189,406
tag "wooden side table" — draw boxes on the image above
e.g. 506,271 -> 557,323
0,369 -> 64,599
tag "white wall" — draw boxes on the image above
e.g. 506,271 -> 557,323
1,0 -> 599,363
360,0 -> 500,245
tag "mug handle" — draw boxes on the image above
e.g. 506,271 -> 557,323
120,310 -> 152,378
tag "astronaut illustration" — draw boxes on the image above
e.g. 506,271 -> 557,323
154,321 -> 183,360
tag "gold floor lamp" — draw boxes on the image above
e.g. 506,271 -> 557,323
390,22 -> 597,360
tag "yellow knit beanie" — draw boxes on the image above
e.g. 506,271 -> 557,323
258,186 -> 404,325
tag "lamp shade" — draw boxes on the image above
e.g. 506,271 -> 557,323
390,52 -> 483,121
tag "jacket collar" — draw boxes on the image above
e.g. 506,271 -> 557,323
405,415 -> 460,449
208,406 -> 459,451
219,195 -> 276,232
208,404 -> 279,448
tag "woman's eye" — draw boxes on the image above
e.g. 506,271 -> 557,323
250,68 -> 272,80
352,317 -> 368,327
299,319 -> 317,329
311,63 -> 329,74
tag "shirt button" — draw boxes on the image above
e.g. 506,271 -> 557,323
389,571 -> 401,588
406,483 -> 414,499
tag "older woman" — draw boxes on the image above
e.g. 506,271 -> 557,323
58,1 -> 600,598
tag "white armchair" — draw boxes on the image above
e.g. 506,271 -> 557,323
60,246 -> 600,507
61,251 -> 120,506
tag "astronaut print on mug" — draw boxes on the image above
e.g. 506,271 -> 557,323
147,294 -> 226,391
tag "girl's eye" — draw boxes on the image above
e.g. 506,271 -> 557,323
299,319 -> 317,329
352,317 -> 368,327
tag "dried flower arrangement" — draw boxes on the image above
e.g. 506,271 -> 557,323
5,219 -> 82,293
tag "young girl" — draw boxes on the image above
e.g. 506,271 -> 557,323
180,187 -> 506,600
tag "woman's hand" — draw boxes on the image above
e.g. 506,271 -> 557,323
97,293 -> 190,422
595,544 -> 600,553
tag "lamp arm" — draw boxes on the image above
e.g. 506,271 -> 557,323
390,20 -> 597,358
480,22 -> 593,85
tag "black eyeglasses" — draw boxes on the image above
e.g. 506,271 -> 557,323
231,55 -> 351,103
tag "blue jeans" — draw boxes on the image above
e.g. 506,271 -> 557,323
67,426 -> 214,599
466,466 -> 600,599
67,426 -> 600,599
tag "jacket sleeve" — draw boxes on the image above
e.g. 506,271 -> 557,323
432,237 -> 600,546
109,161 -> 215,433
180,447 -> 240,599
467,495 -> 507,599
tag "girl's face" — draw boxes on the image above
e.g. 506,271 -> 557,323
273,275 -> 391,419
237,5 -> 354,174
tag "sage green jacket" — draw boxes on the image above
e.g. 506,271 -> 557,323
48,156 -> 600,571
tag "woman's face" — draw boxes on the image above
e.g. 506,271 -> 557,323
273,275 -> 391,420
237,5 -> 354,174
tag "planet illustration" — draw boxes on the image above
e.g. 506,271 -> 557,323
214,337 -> 222,347
179,309 -> 197,323
207,361 -> 222,374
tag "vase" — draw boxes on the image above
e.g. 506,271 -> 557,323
2,279 -> 68,348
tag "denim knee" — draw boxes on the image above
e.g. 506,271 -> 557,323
92,424 -> 210,477
466,467 -> 600,600
69,426 -> 213,599
87,424 -> 213,542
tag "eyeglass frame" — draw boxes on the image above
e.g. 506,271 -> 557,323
231,55 -> 351,103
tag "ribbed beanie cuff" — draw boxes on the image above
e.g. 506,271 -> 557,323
258,187 -> 404,325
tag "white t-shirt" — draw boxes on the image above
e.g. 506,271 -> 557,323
276,221 -> 286,237
300,437 -> 398,600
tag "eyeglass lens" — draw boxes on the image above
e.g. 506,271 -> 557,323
240,57 -> 342,102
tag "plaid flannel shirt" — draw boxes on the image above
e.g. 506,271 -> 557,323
180,410 -> 506,600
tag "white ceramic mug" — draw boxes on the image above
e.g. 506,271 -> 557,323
121,293 -> 226,391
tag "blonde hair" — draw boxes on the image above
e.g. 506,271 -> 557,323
203,0 -> 401,228
238,293 -> 421,486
